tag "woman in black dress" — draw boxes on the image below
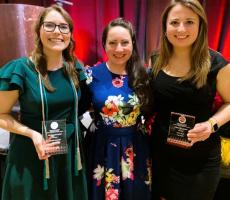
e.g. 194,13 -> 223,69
149,0 -> 230,199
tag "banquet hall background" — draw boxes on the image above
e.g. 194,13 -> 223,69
0,0 -> 229,66
0,0 -> 230,197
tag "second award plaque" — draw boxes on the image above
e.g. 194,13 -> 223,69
167,112 -> 195,148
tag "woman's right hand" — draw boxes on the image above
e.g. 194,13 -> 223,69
30,130 -> 50,160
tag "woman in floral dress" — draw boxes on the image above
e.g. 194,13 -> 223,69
84,18 -> 152,200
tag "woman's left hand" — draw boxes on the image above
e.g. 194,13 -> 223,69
187,121 -> 212,145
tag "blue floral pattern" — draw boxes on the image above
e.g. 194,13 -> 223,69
85,63 -> 152,200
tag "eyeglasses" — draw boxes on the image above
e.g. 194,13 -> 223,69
42,22 -> 70,34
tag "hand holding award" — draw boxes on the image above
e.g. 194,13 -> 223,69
43,119 -> 68,155
167,112 -> 195,148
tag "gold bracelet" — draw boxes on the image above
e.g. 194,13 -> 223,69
207,117 -> 219,133
207,118 -> 214,133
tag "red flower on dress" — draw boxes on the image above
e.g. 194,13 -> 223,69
112,76 -> 125,88
102,103 -> 119,116
125,147 -> 134,161
113,123 -> 122,128
106,188 -> 119,200
96,179 -> 101,186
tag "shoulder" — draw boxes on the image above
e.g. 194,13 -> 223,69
85,62 -> 106,77
1,57 -> 28,68
0,57 -> 35,91
84,62 -> 107,85
75,60 -> 84,71
0,57 -> 35,76
209,48 -> 229,69
74,60 -> 87,81
89,62 -> 106,73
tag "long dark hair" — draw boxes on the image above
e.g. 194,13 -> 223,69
102,18 -> 151,112
31,4 -> 79,91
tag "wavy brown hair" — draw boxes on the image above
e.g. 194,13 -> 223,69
102,18 -> 151,111
31,4 -> 79,91
151,0 -> 210,88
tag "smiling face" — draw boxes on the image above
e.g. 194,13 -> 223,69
40,10 -> 71,55
166,4 -> 200,50
105,26 -> 133,68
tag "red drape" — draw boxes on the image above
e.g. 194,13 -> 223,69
50,0 -> 230,64
206,0 -> 230,61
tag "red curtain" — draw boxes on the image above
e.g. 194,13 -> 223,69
62,0 -> 120,65
205,0 -> 230,61
49,0 -> 230,64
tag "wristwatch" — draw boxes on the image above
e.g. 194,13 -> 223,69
208,118 -> 219,132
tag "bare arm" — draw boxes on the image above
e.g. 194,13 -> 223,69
0,90 -> 48,160
212,63 -> 230,126
188,63 -> 230,144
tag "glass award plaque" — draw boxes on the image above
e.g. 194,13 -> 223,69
167,112 -> 195,148
43,119 -> 68,155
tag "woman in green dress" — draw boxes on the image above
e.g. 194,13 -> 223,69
0,5 -> 88,200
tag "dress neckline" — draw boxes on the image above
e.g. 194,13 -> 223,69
105,62 -> 127,76
161,69 -> 181,79
25,57 -> 64,72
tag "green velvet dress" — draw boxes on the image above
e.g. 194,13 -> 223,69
0,57 -> 88,200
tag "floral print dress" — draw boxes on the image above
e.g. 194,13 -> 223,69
84,63 -> 152,200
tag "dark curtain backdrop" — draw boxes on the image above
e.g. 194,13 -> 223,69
62,0 -> 149,65
0,0 -> 229,65
62,0 -> 230,65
